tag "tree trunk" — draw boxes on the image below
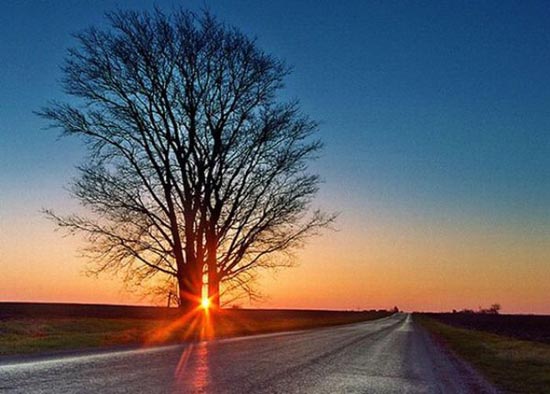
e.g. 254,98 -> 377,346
177,263 -> 202,311
208,267 -> 220,309
207,261 -> 220,338
206,233 -> 220,310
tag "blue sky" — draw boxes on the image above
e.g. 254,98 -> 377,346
2,0 -> 549,218
1,1 -> 549,311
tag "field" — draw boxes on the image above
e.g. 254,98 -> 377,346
416,313 -> 550,394
0,303 -> 392,356
423,312 -> 550,344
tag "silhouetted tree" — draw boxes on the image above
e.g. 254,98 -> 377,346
490,303 -> 501,314
40,9 -> 333,310
480,303 -> 501,314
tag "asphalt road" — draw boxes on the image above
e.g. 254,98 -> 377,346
0,313 -> 497,393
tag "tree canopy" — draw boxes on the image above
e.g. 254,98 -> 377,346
40,9 -> 333,309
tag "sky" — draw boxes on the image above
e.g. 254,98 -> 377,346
1,0 -> 549,313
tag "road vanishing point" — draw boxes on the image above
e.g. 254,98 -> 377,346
0,313 -> 497,393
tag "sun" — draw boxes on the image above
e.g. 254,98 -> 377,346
201,297 -> 210,310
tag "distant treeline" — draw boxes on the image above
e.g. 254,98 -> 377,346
451,303 -> 501,315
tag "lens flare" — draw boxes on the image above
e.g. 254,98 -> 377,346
201,297 -> 210,310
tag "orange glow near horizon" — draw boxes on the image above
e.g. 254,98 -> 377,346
2,203 -> 550,314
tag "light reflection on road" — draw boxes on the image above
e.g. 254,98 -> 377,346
174,341 -> 210,393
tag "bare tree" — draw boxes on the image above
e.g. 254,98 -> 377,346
489,303 -> 501,314
40,9 -> 333,311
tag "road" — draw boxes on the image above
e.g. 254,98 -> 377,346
0,313 -> 497,393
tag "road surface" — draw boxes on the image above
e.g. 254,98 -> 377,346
0,313 -> 497,393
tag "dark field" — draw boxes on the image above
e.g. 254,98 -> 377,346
0,302 -> 389,321
423,312 -> 550,344
0,302 -> 198,320
0,303 -> 392,356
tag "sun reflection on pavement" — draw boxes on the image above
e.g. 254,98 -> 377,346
174,341 -> 210,392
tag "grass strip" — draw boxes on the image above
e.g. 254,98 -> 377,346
0,310 -> 390,356
415,314 -> 550,394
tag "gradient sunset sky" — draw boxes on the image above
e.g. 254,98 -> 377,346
1,0 -> 549,313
